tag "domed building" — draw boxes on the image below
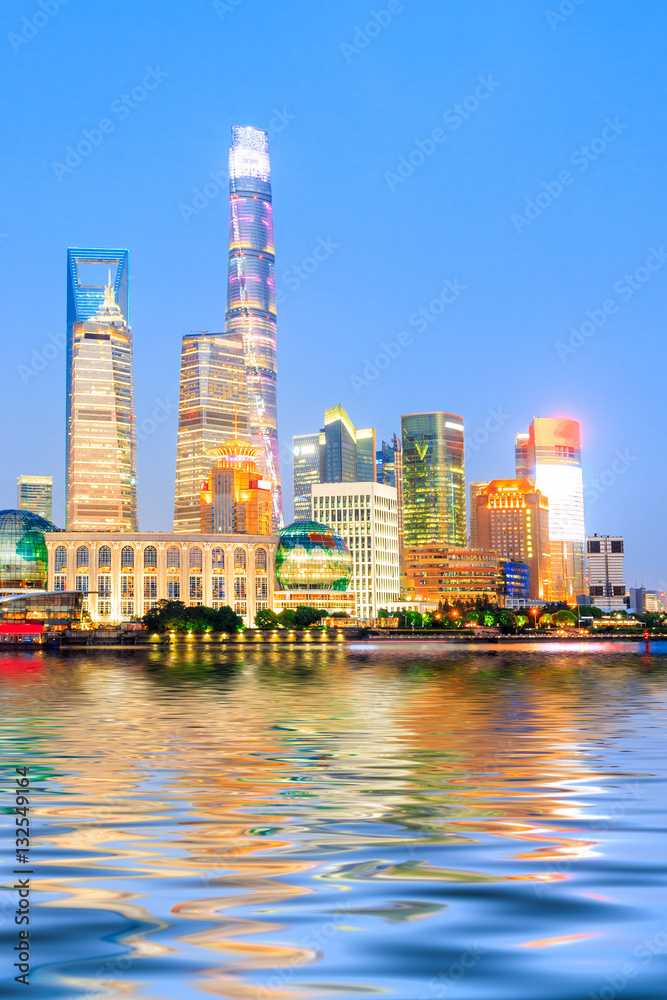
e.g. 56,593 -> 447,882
273,520 -> 356,618
0,509 -> 60,591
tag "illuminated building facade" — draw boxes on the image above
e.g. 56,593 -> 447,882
17,476 -> 53,522
292,433 -> 322,521
401,412 -> 466,548
67,268 -> 137,532
498,559 -> 530,603
475,479 -> 551,601
587,534 -> 625,611
173,332 -> 248,533
515,418 -> 585,601
468,481 -> 489,548
46,532 -> 277,627
311,483 -> 399,618
322,404 -> 376,483
0,509 -> 60,592
403,544 -> 499,603
224,126 -> 282,528
66,248 -> 130,527
200,440 -> 272,535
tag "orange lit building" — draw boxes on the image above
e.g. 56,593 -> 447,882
475,479 -> 551,601
200,440 -> 272,535
403,544 -> 500,603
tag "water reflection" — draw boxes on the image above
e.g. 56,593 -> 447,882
1,645 -> 666,999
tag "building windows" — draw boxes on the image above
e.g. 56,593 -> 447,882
55,546 -> 67,572
75,574 -> 89,593
212,547 -> 224,571
120,601 -> 134,617
611,540 -> 624,554
613,586 -> 625,597
98,545 -> 112,570
189,546 -> 203,572
121,575 -> 135,598
189,576 -> 203,605
143,575 -> 157,611
167,578 -> 180,600
121,545 -> 135,569
234,547 -> 246,572
255,547 -> 267,572
587,540 -> 601,554
166,546 -> 181,570
256,576 -> 268,601
54,574 -> 67,592
213,577 -> 225,602
234,577 -> 247,601
143,545 -> 158,571
98,575 -> 111,598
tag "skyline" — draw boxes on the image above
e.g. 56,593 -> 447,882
1,0 -> 665,587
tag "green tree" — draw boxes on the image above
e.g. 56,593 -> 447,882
577,605 -> 603,619
552,609 -> 578,626
294,605 -> 323,628
255,608 -> 280,630
278,608 -> 297,630
142,599 -> 242,634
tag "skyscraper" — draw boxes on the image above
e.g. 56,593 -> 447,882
17,476 -> 53,522
322,404 -> 376,483
66,248 -> 129,528
468,481 -> 489,548
67,269 -> 137,532
401,412 -> 466,548
173,332 -> 248,532
292,432 -> 322,521
200,440 -> 272,536
475,479 -> 551,600
515,418 -> 585,601
224,126 -> 282,528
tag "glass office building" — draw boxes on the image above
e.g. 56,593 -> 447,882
174,332 -> 249,532
66,248 -> 130,528
322,404 -> 376,483
67,262 -> 137,532
292,432 -> 322,521
17,476 -> 53,522
401,412 -> 466,548
0,509 -> 60,591
515,418 -> 585,601
224,126 -> 283,529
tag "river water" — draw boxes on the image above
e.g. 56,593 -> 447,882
1,642 -> 666,999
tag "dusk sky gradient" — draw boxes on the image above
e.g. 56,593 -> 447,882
1,0 -> 665,585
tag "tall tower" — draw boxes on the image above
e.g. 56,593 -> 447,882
67,272 -> 137,531
225,126 -> 282,528
516,417 -> 585,601
401,412 -> 466,548
173,332 -> 249,532
292,432 -> 322,521
66,248 -> 129,527
475,479 -> 551,600
17,476 -> 53,522
200,439 -> 272,535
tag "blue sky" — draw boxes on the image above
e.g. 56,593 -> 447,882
0,0 -> 665,586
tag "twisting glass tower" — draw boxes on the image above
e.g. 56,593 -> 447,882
224,126 -> 283,528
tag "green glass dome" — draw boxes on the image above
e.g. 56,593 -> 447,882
276,521 -> 352,592
0,510 -> 60,590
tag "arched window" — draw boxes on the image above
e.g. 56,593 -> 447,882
143,545 -> 158,570
76,545 -> 89,569
234,547 -> 246,572
254,548 -> 267,572
189,546 -> 202,571
212,547 -> 224,572
166,546 -> 181,570
121,545 -> 135,569
98,545 -> 112,569
54,545 -> 67,572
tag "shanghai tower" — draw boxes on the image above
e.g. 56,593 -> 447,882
224,126 -> 283,528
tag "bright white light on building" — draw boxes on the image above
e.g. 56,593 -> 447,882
535,464 -> 584,542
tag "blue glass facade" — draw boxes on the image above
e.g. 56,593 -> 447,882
224,128 -> 282,529
499,560 -> 530,601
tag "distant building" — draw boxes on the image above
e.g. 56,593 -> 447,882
644,591 -> 666,613
629,587 -> 645,614
173,332 -> 249,533
292,433 -> 322,521
403,545 -> 499,604
200,440 -> 272,536
322,404 -> 376,483
311,482 -> 399,619
401,413 -> 466,548
17,476 -> 53,522
587,534 -> 625,611
515,418 -> 585,601
475,479 -> 551,601
498,559 -> 530,604
468,481 -> 489,548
